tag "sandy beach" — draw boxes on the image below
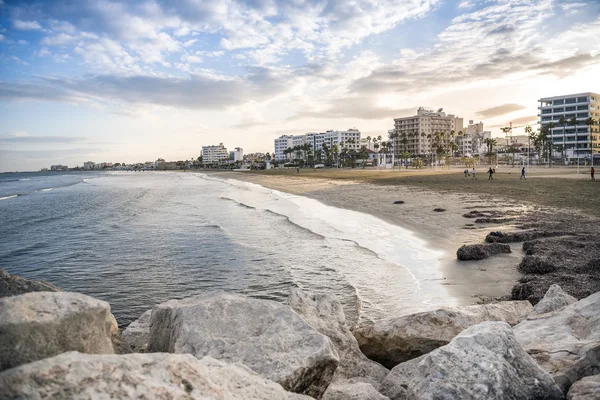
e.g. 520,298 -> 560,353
210,167 -> 600,308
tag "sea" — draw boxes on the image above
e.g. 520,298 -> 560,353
0,171 -> 454,328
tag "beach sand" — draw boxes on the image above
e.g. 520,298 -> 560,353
213,171 -> 529,307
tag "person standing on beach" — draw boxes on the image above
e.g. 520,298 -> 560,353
592,167 -> 596,181
464,168 -> 469,177
520,167 -> 526,180
472,168 -> 477,180
488,167 -> 494,180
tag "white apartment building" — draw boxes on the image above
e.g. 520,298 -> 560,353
465,120 -> 484,136
202,143 -> 229,164
83,161 -> 95,170
539,92 -> 600,158
274,129 -> 362,159
229,147 -> 243,162
274,135 -> 294,160
390,107 -> 463,157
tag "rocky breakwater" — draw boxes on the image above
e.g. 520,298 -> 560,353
353,301 -> 532,368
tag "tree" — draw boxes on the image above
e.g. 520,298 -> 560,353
366,136 -> 372,150
483,138 -> 497,166
559,115 -> 567,163
569,116 -> 579,166
547,122 -> 556,167
524,125 -> 532,166
358,146 -> 369,168
586,117 -> 597,166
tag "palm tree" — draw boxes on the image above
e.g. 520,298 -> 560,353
366,136 -> 372,151
558,115 -> 567,163
585,117 -> 597,166
548,122 -> 556,167
569,116 -> 578,169
524,125 -> 533,167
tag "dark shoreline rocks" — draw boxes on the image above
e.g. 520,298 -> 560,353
0,268 -> 60,297
456,243 -> 511,260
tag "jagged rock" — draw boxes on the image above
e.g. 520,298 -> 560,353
393,201 -> 404,204
322,382 -> 389,400
354,301 -> 532,368
122,309 -> 152,352
147,292 -> 339,398
514,291 -> 600,394
379,355 -> 425,400
456,243 -> 511,260
286,289 -> 388,389
531,284 -> 577,316
0,352 -> 310,399
0,267 -> 60,297
0,291 -> 114,371
567,374 -> 600,400
406,322 -> 564,399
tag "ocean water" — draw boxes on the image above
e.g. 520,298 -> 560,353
0,171 -> 454,328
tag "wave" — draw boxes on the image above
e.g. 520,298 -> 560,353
41,188 -> 53,192
19,178 -> 30,181
263,209 -> 328,240
220,196 -> 256,209
0,194 -> 18,201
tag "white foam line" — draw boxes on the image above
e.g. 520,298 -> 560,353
0,195 -> 18,201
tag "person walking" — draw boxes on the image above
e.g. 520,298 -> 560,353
488,167 -> 494,180
592,166 -> 596,181
472,168 -> 477,180
464,168 -> 469,178
520,167 -> 526,180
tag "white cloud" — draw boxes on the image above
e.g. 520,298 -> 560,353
13,20 -> 42,30
183,39 -> 197,47
50,20 -> 76,34
41,33 -> 78,46
38,47 -> 52,57
17,39 -> 29,45
0,34 -> 4,42
10,56 -> 28,65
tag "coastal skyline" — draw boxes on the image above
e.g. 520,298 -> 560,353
1,0 -> 600,172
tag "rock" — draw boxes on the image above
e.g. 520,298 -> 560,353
122,309 -> 152,352
379,355 -> 425,400
406,322 -> 564,399
0,267 -> 60,297
322,382 -> 389,400
518,255 -> 557,274
0,291 -> 115,371
567,374 -> 600,400
393,200 -> 404,204
433,208 -> 446,212
286,288 -> 388,389
514,291 -> 600,393
147,292 -> 338,398
354,301 -> 532,368
0,352 -> 310,399
531,284 -> 577,316
456,243 -> 511,260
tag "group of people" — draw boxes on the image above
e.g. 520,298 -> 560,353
464,167 -> 527,180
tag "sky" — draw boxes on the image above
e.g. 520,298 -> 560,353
0,0 -> 599,172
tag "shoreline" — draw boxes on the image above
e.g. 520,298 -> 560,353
210,171 -> 527,306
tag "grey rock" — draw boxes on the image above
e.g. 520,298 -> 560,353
286,288 -> 388,389
0,291 -> 115,371
0,351 -> 310,399
148,292 -> 339,398
456,243 -> 511,260
323,382 -> 389,400
406,321 -> 564,400
354,301 -> 532,368
122,309 -> 152,352
567,374 -> 600,400
0,267 -> 60,297
380,355 -> 426,400
515,291 -> 600,393
531,284 -> 577,316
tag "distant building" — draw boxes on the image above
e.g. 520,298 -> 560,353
389,107 -> 463,157
538,92 -> 600,159
229,147 -> 243,162
202,143 -> 229,164
50,165 -> 68,171
274,135 -> 294,160
83,161 -> 95,170
274,129 -> 362,160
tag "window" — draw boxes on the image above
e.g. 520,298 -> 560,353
577,97 -> 588,102
553,99 -> 565,105
565,98 -> 577,104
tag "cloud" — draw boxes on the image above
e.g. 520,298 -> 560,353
0,34 -> 4,41
38,47 -> 52,57
291,100 -> 417,121
17,39 -> 29,45
0,135 -> 84,143
10,56 -> 28,66
475,104 -> 527,119
13,20 -> 42,30
41,33 -> 78,46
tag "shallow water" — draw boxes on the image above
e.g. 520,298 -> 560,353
0,171 -> 454,327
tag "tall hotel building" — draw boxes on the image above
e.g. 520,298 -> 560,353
538,92 -> 600,158
274,129 -> 361,160
389,107 -> 463,158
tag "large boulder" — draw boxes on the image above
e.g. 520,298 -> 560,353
379,355 -> 426,400
354,301 -> 532,368
286,288 -> 388,389
322,382 -> 389,400
0,291 -> 114,371
514,291 -> 600,393
456,243 -> 511,260
406,322 -> 564,399
0,351 -> 310,399
567,374 -> 600,400
147,292 -> 339,398
122,309 -> 152,352
0,267 -> 60,297
531,284 -> 577,316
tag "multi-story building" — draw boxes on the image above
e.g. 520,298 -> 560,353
538,92 -> 600,159
229,147 -> 243,163
274,135 -> 294,160
389,107 -> 463,157
202,143 -> 229,164
465,120 -> 484,136
83,161 -> 95,170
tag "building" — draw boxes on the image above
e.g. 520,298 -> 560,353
50,165 -> 68,171
273,129 -> 362,160
538,92 -> 600,159
202,143 -> 229,164
274,135 -> 294,160
83,161 -> 95,170
465,120 -> 484,136
229,147 -> 243,163
389,107 -> 463,157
